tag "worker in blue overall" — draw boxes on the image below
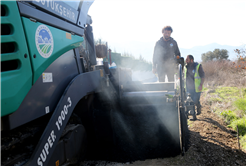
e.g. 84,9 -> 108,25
184,55 -> 205,115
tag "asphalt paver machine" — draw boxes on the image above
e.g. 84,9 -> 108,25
1,0 -> 191,165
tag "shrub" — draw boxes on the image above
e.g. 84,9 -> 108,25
234,98 -> 246,114
220,110 -> 238,124
228,116 -> 246,136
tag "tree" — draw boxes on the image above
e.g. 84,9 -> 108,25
201,49 -> 229,62
202,51 -> 214,62
234,45 -> 246,60
213,49 -> 229,60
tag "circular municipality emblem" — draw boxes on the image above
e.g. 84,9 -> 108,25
35,25 -> 54,58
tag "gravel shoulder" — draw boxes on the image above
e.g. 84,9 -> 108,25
81,95 -> 246,166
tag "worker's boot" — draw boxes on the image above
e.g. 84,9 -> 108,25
189,110 -> 197,120
196,104 -> 201,115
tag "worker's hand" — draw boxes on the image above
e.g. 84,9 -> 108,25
152,68 -> 156,74
198,85 -> 203,91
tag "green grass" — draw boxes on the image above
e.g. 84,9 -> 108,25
220,110 -> 238,124
187,119 -> 193,127
240,135 -> 246,150
208,86 -> 246,150
215,87 -> 240,100
228,116 -> 246,136
234,98 -> 246,114
209,97 -> 223,102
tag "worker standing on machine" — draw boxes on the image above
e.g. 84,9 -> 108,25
184,55 -> 205,115
152,26 -> 181,82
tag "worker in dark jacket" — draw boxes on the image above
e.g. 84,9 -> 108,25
152,26 -> 181,82
184,55 -> 205,115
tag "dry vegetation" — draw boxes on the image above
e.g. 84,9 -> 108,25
202,56 -> 246,151
202,59 -> 246,87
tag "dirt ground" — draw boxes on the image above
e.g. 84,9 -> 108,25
81,95 -> 246,166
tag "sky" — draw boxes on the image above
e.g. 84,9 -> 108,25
88,0 -> 246,60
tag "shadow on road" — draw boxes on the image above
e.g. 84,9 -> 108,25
196,117 -> 237,136
81,129 -> 246,166
186,130 -> 246,166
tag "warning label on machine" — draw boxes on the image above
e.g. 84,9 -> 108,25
42,73 -> 53,83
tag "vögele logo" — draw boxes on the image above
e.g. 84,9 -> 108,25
35,25 -> 54,58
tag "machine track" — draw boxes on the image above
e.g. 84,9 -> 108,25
1,125 -> 44,166
1,113 -> 86,166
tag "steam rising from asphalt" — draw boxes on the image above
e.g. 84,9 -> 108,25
131,70 -> 157,82
99,70 -> 181,160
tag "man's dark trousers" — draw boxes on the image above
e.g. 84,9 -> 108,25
157,63 -> 175,82
186,88 -> 201,108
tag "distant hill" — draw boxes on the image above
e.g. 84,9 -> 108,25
110,41 -> 243,63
